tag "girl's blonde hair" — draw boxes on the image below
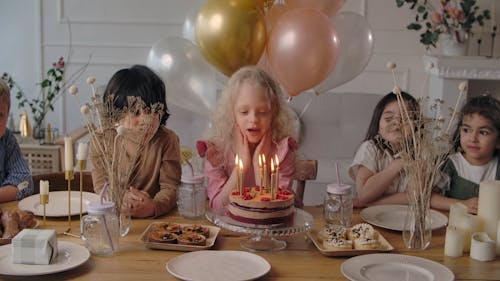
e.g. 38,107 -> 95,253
205,66 -> 296,158
0,79 -> 10,111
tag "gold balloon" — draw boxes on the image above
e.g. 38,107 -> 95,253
196,0 -> 267,76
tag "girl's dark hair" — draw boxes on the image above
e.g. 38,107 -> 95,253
364,91 -> 419,141
103,65 -> 170,124
452,95 -> 500,153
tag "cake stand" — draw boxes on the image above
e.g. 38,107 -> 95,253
206,208 -> 313,252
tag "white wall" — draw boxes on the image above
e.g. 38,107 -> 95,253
2,0 -> 498,204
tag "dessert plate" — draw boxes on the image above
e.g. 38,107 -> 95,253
307,228 -> 394,257
18,191 -> 100,217
341,253 -> 454,281
0,241 -> 90,276
166,250 -> 270,281
140,222 -> 220,251
360,205 -> 448,231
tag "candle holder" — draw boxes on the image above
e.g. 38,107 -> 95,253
63,170 -> 80,238
39,193 -> 48,226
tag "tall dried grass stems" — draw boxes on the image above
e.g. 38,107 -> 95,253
79,83 -> 163,215
391,85 -> 465,247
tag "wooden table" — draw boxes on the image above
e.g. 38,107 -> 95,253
1,201 -> 499,281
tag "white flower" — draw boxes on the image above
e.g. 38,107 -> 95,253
458,82 -> 468,92
86,77 -> 96,85
68,85 -> 78,95
116,125 -> 127,136
80,104 -> 90,115
386,62 -> 397,70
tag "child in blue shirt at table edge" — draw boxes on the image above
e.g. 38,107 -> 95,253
431,95 -> 500,214
0,79 -> 33,202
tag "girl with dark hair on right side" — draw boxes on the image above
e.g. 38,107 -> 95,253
432,95 -> 500,214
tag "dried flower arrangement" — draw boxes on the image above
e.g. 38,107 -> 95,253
386,62 -> 466,249
70,78 -> 164,226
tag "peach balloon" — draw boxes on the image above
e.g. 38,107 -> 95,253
285,0 -> 346,17
267,9 -> 339,96
265,3 -> 288,33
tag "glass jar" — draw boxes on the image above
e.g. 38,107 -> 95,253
80,201 -> 120,256
324,183 -> 353,228
177,174 -> 206,219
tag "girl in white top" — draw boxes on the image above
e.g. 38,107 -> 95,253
432,95 -> 500,214
349,91 -> 419,206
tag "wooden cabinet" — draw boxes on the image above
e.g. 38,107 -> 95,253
20,144 -> 61,175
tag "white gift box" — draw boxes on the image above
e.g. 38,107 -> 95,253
12,229 -> 58,265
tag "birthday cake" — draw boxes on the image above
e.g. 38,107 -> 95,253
227,187 -> 295,225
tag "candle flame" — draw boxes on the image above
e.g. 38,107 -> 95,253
239,159 -> 243,170
271,158 -> 275,172
258,154 -> 262,167
235,154 -> 239,166
262,155 -> 266,165
274,154 -> 279,168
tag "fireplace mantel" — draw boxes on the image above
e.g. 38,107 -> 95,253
422,55 -> 500,114
423,55 -> 500,80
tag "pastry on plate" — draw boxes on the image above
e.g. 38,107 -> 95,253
353,237 -> 382,250
318,225 -> 347,241
149,230 -> 178,243
182,225 -> 210,238
348,223 -> 378,240
177,232 -> 206,246
323,237 -> 353,250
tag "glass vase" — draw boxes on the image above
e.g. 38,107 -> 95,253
402,203 -> 432,250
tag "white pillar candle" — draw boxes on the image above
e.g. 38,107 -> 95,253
477,180 -> 500,240
470,232 -> 496,262
64,136 -> 74,171
76,142 -> 88,161
444,225 -> 464,257
39,180 -> 49,195
457,214 -> 480,252
449,202 -> 467,227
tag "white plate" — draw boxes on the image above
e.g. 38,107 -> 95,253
166,250 -> 271,281
18,191 -> 100,217
0,241 -> 90,276
360,205 -> 448,231
341,253 -> 454,281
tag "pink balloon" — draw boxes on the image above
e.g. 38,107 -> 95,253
265,3 -> 288,33
267,9 -> 339,96
285,0 -> 346,17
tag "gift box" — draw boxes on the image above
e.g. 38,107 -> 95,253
12,229 -> 58,265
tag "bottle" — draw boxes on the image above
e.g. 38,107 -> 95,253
323,183 -> 353,228
81,201 -> 120,255
177,174 -> 206,219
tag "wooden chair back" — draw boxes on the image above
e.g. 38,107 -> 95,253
32,172 -> 94,194
294,159 -> 318,207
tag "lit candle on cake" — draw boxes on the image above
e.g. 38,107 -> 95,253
477,180 -> 500,240
262,155 -> 267,191
274,154 -> 279,192
258,154 -> 264,189
238,159 -> 243,195
444,225 -> 464,257
457,214 -> 480,252
270,158 -> 276,200
235,155 -> 240,193
64,136 -> 74,171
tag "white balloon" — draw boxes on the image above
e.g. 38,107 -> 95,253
147,37 -> 217,116
314,12 -> 374,94
182,8 -> 199,43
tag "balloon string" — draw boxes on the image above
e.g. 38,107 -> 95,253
297,93 -> 313,119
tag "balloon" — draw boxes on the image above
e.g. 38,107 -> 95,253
314,12 -> 374,94
147,37 -> 217,116
267,9 -> 339,96
195,0 -> 267,76
182,8 -> 199,43
285,0 -> 346,17
265,2 -> 288,33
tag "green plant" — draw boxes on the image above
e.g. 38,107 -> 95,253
2,57 -> 86,134
396,0 -> 491,48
